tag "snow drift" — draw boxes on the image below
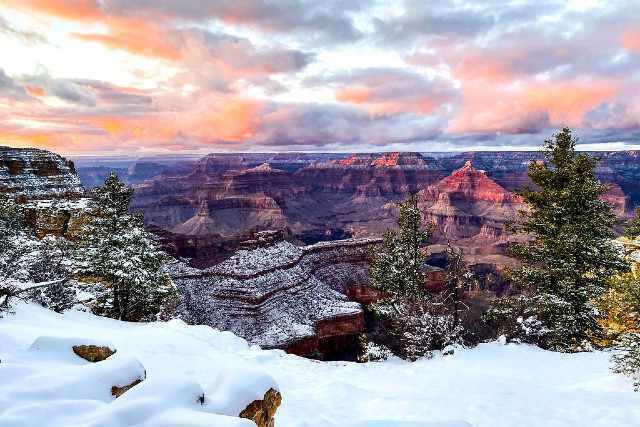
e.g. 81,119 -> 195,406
1,303 -> 639,426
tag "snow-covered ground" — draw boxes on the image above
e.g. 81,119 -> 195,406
1,304 -> 639,427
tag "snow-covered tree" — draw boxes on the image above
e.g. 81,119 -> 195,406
77,173 -> 176,321
613,333 -> 640,391
370,194 -> 432,308
487,128 -> 628,351
443,243 -> 473,328
0,195 -> 74,313
368,195 -> 462,359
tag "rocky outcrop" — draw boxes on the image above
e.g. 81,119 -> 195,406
73,345 -> 116,362
171,238 -> 380,359
22,198 -> 91,238
111,378 -> 144,398
1,147 -> 90,238
239,388 -> 282,427
0,147 -> 84,200
418,161 -> 524,253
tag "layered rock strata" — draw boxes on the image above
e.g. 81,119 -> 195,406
418,161 -> 524,254
1,146 -> 84,199
171,238 -> 380,359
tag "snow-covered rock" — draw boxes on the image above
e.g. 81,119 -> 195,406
0,304 -> 279,427
0,147 -> 84,200
171,238 -> 380,357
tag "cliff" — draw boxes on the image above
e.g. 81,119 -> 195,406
171,238 -> 381,359
0,146 -> 84,200
1,147 -> 89,238
418,161 -> 524,253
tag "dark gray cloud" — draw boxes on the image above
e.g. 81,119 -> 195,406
192,29 -> 314,74
253,101 -> 447,148
0,68 -> 30,101
372,0 -> 565,46
105,0 -> 365,45
21,72 -> 97,107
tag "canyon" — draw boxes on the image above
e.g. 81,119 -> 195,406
4,146 -> 640,359
125,151 -> 640,268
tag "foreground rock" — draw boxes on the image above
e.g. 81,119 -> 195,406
240,388 -> 282,427
72,344 -> 116,362
171,238 -> 381,359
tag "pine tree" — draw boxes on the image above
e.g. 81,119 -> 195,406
443,243 -> 472,328
626,208 -> 640,239
370,194 -> 432,308
369,195 -> 463,359
607,242 -> 640,390
77,173 -> 176,321
0,195 -> 74,313
490,128 -> 629,351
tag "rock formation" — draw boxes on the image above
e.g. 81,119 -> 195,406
171,238 -> 381,359
239,388 -> 282,427
72,344 -> 117,362
418,161 -> 524,254
1,146 -> 84,200
1,147 -> 89,238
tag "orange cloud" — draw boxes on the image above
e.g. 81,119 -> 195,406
5,0 -> 103,21
5,0 -> 180,61
25,85 -> 45,97
336,85 -> 439,115
336,87 -> 373,104
76,98 -> 263,146
73,29 -> 181,61
448,79 -> 618,134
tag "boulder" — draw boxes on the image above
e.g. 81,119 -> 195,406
239,388 -> 282,427
111,378 -> 144,398
72,344 -> 116,362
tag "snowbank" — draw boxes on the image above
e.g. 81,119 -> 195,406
1,303 -> 639,426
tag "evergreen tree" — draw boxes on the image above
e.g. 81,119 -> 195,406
0,195 -> 74,313
77,173 -> 176,321
625,208 -> 640,239
443,243 -> 473,328
489,128 -> 628,351
368,195 -> 462,360
370,194 -> 431,308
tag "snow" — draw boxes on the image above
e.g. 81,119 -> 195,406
2,303 -> 640,427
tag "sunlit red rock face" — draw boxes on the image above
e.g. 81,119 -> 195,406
418,161 -> 524,254
133,152 -> 446,250
132,150 -> 640,265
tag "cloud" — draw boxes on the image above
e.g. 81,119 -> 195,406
1,0 -> 640,153
306,68 -> 458,116
104,0 -> 365,45
0,15 -> 47,44
0,68 -> 31,101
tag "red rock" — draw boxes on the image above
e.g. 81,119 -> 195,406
418,161 -> 524,253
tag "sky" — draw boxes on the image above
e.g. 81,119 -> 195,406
0,0 -> 639,155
